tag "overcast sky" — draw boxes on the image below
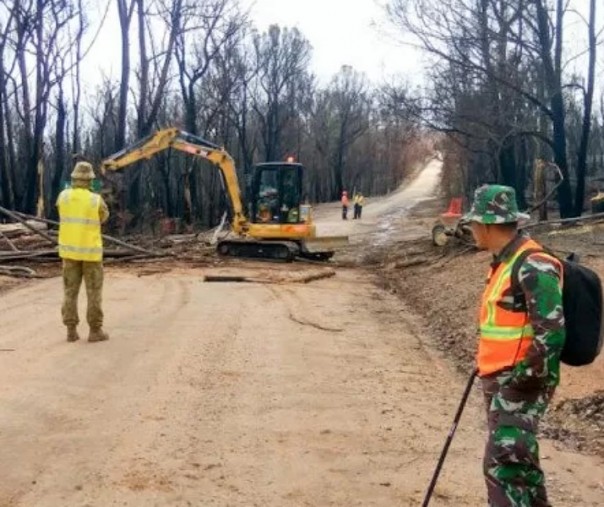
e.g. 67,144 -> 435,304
242,0 -> 420,83
83,0 -> 420,87
83,0 -> 602,92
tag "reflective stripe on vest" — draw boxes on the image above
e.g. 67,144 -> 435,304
477,238 -> 551,376
58,188 -> 103,262
60,217 -> 101,226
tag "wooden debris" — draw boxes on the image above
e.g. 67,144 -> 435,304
0,250 -> 56,262
0,266 -> 39,278
0,230 -> 19,251
105,254 -> 168,264
0,208 -> 168,266
523,211 -> 604,230
204,275 -> 251,283
13,211 -> 164,257
394,258 -> 429,269
204,268 -> 336,285
0,206 -> 56,244
0,220 -> 47,238
287,268 -> 336,283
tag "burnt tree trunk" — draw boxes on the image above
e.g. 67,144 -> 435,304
535,0 -> 573,217
116,0 -> 135,150
574,0 -> 597,216
50,85 -> 67,219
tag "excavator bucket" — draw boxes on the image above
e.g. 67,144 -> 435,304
302,235 -> 349,257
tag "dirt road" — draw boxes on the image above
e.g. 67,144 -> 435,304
314,157 -> 442,244
1,164 -> 602,506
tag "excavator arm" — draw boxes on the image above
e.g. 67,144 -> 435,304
100,128 -> 248,233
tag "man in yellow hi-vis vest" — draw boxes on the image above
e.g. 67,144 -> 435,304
57,162 -> 110,343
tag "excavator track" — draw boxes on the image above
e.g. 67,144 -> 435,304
216,240 -> 300,262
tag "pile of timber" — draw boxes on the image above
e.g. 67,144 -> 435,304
521,209 -> 604,231
0,207 -> 169,277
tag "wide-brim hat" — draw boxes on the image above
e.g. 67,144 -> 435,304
71,161 -> 95,180
463,184 -> 530,225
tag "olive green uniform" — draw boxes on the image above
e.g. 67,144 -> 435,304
58,163 -> 110,342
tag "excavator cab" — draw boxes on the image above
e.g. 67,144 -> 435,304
251,162 -> 305,225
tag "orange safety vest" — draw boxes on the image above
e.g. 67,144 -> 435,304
477,238 -> 561,376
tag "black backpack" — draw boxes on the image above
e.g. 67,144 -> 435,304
511,249 -> 603,366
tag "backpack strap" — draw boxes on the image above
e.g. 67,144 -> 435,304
510,248 -> 546,310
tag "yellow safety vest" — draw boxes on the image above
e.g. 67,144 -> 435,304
57,188 -> 103,262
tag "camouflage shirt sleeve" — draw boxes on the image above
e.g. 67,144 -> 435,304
510,253 -> 565,388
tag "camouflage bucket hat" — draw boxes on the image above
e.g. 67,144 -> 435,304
464,184 -> 530,225
71,161 -> 95,181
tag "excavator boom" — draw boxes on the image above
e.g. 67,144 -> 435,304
101,128 -> 248,233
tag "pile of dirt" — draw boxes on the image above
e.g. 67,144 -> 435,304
368,238 -> 482,374
544,391 -> 604,455
554,391 -> 604,425
371,227 -> 604,457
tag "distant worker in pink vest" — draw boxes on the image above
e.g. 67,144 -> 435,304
341,191 -> 349,220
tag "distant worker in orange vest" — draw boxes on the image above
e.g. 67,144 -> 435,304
465,185 -> 564,506
341,190 -> 349,220
57,162 -> 110,343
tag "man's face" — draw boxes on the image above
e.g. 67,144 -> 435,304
470,222 -> 489,250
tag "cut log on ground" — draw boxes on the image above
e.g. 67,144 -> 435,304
204,268 -> 336,285
523,211 -> 604,229
288,269 -> 336,283
0,207 -> 56,244
0,230 -> 19,251
0,266 -> 39,278
12,211 -> 165,257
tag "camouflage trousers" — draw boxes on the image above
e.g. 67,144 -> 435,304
61,259 -> 104,329
482,371 -> 555,507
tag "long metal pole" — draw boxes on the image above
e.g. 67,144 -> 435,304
422,369 -> 478,507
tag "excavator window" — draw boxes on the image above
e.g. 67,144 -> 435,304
252,163 -> 303,224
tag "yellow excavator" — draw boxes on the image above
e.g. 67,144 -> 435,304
101,128 -> 347,261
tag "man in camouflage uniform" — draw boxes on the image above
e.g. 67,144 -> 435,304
57,162 -> 110,343
465,185 -> 565,507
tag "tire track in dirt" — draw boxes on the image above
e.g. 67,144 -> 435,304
1,160 -> 603,506
0,275 -> 196,506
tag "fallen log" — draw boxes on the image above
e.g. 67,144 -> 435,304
13,211 -> 164,257
46,230 -> 166,258
0,220 -> 48,238
289,269 -> 336,283
0,206 -> 56,244
204,275 -> 251,283
0,230 -> 19,252
389,258 -> 428,269
204,268 -> 336,285
105,254 -> 166,264
0,248 -> 162,263
0,265 -> 39,278
523,211 -> 604,229
0,250 -> 57,261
